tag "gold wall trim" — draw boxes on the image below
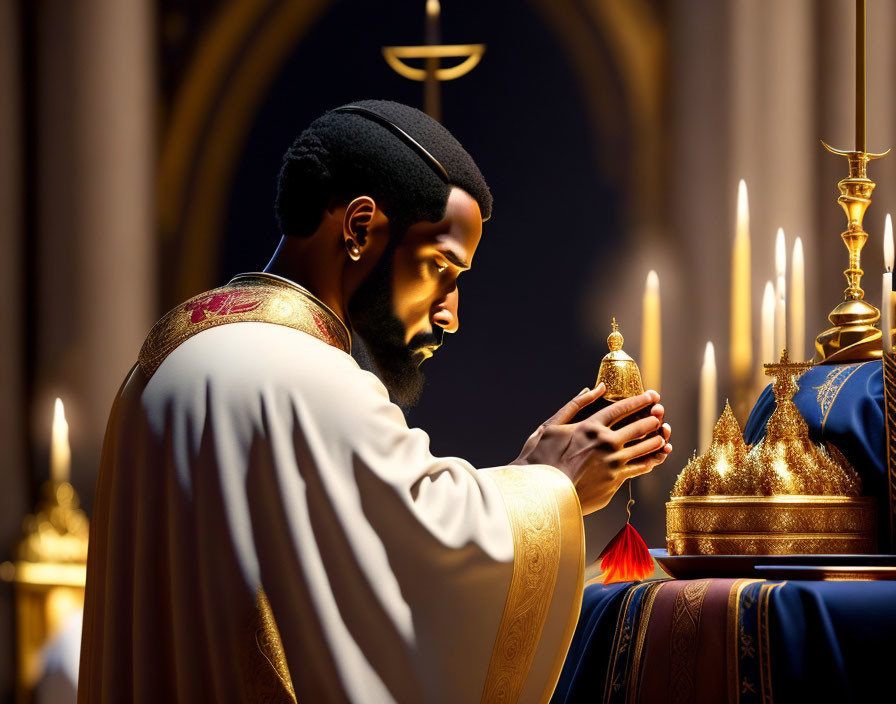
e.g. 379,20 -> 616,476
176,0 -> 332,303
158,0 -> 334,304
159,0 -> 273,238
482,466 -> 583,704
527,0 -> 665,226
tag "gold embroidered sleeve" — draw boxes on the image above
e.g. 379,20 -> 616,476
480,465 -> 585,704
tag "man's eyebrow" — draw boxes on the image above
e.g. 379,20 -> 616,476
441,249 -> 471,270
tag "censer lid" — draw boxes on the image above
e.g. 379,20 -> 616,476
596,318 -> 645,401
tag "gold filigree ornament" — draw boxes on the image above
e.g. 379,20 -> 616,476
666,350 -> 876,555
733,351 -> 862,496
671,402 -> 749,497
596,318 -> 645,401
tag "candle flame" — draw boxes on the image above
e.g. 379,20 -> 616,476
762,281 -> 776,311
792,237 -> 803,264
53,397 -> 66,429
646,269 -> 659,292
886,214 -> 894,272
426,0 -> 440,18
775,228 -> 786,278
704,341 -> 715,367
51,397 -> 71,484
736,179 -> 749,229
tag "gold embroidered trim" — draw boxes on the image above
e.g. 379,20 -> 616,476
626,581 -> 664,704
251,589 -> 297,703
481,466 -> 583,704
883,352 -> 896,551
138,273 -> 350,378
669,580 -> 712,704
757,583 -> 784,704
813,362 -> 866,431
538,473 -> 586,704
727,579 -> 761,704
602,581 -> 656,704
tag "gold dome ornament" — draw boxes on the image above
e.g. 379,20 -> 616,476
596,318 -> 645,401
731,350 -> 862,496
671,401 -> 749,497
666,349 -> 876,556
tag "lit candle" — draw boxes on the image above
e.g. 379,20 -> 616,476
775,228 -> 787,356
759,281 -> 776,391
51,398 -> 71,484
790,237 -> 805,360
730,180 -> 752,389
884,214 -> 894,354
641,270 -> 661,392
699,342 -> 717,452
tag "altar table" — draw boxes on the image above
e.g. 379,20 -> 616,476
551,577 -> 896,704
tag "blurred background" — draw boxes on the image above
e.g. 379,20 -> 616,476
2,0 -> 896,699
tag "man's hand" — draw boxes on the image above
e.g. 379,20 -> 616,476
511,384 -> 672,515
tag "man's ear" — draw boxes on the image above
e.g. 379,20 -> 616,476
343,196 -> 377,257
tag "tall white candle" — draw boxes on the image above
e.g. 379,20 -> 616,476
775,228 -> 787,356
884,214 -> 894,354
699,342 -> 717,452
790,237 -> 805,360
641,270 -> 661,391
51,398 -> 71,484
730,180 -> 752,387
759,281 -> 776,391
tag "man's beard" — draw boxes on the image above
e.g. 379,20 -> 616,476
348,243 -> 443,410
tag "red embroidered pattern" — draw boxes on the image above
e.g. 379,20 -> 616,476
309,309 -> 334,343
184,291 -> 263,323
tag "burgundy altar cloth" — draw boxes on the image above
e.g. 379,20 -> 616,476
604,578 -> 760,704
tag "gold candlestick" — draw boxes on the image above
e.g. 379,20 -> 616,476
814,0 -> 890,362
814,145 -> 888,362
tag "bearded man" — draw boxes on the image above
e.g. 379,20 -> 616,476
78,100 -> 672,703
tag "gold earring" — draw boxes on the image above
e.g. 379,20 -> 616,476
347,242 -> 361,261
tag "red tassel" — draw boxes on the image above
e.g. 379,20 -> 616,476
598,522 -> 654,584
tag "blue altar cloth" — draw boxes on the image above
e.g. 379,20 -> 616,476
769,580 -> 896,703
551,582 -> 635,702
552,578 -> 896,704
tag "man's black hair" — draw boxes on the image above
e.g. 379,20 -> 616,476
275,99 -> 492,238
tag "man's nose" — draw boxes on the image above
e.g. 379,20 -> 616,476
431,286 -> 459,333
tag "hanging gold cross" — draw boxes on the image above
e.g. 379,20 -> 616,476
382,0 -> 485,122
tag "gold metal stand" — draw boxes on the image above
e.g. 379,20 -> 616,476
814,0 -> 892,362
814,144 -> 889,362
1,481 -> 89,702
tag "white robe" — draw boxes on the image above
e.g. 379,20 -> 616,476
79,283 -> 584,703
